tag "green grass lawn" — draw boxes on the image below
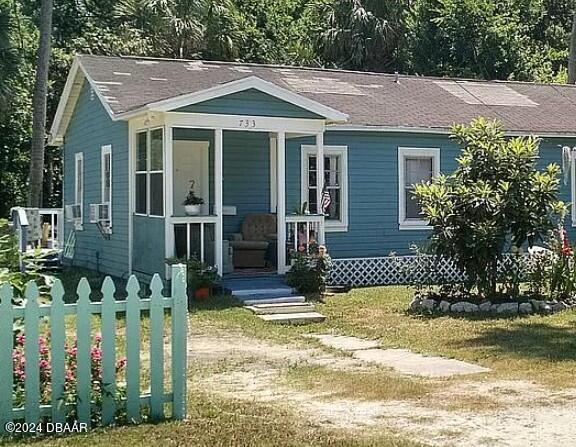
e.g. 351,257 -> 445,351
193,286 -> 576,388
10,269 -> 576,446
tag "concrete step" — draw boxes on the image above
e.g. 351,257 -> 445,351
258,312 -> 326,324
245,302 -> 316,315
232,287 -> 296,299
241,295 -> 306,306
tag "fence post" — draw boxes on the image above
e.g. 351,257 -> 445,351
125,275 -> 141,424
171,264 -> 187,419
149,274 -> 165,421
50,280 -> 66,424
0,283 -> 14,433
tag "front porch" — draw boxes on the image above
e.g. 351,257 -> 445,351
131,112 -> 328,277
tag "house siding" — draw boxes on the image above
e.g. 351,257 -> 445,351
287,131 -> 576,259
63,81 -> 130,278
173,88 -> 323,119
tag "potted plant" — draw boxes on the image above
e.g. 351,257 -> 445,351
166,256 -> 219,300
183,180 -> 204,215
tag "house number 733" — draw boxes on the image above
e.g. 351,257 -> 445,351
238,119 -> 256,128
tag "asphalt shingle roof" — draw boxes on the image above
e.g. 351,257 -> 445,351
78,54 -> 576,135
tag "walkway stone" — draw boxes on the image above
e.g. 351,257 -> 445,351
303,334 -> 380,351
306,334 -> 490,378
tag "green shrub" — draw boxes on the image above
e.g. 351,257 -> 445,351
286,247 -> 332,294
414,118 -> 566,298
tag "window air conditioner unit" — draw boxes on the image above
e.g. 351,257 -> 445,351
89,203 -> 110,224
65,204 -> 82,221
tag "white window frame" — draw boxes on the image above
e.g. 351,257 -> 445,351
398,147 -> 440,230
101,145 -> 112,229
74,152 -> 84,229
301,145 -> 349,232
134,127 -> 165,218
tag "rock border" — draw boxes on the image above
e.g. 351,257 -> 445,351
409,297 -> 575,316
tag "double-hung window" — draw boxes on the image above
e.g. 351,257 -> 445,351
301,145 -> 348,231
74,152 -> 84,227
398,147 -> 440,229
135,128 -> 164,217
101,145 -> 112,225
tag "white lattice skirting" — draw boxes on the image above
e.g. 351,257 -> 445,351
329,255 -> 537,287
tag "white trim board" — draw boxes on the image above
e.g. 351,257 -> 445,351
300,144 -> 349,232
397,147 -> 440,230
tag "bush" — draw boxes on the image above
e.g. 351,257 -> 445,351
414,118 -> 566,298
286,246 -> 332,294
12,332 -> 127,425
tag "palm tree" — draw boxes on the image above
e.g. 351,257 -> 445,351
315,0 -> 407,72
115,0 -> 206,58
0,0 -> 18,111
28,0 -> 53,207
569,9 -> 576,84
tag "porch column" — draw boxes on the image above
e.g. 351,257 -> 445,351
276,131 -> 286,272
316,132 -> 325,210
165,125 -> 175,277
214,128 -> 223,275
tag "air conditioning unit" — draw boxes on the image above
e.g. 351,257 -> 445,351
89,203 -> 110,223
65,204 -> 82,221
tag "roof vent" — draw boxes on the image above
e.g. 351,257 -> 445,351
394,72 -> 399,83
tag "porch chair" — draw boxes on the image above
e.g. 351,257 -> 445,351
230,213 -> 277,268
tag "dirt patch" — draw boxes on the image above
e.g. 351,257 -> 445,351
189,328 -> 576,447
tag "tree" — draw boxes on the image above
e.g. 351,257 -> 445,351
414,118 -> 566,298
315,0 -> 408,72
28,0 -> 53,207
0,0 -> 18,110
569,9 -> 576,83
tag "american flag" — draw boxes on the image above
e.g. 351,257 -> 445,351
321,187 -> 332,215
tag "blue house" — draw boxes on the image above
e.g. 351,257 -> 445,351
49,55 -> 576,284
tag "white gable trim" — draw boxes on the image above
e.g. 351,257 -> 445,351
49,57 -> 119,146
117,76 -> 349,123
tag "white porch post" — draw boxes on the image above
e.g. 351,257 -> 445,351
214,128 -> 224,275
165,125 -> 174,276
315,132 -> 324,216
276,131 -> 286,272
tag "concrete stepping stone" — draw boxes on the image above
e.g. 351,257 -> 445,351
303,334 -> 380,351
306,334 -> 490,377
246,302 -> 316,315
353,348 -> 490,377
258,312 -> 326,324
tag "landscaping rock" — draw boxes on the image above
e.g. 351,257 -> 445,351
541,304 -> 553,315
409,298 -> 422,311
479,301 -> 492,313
439,300 -> 451,313
450,302 -> 465,313
530,300 -> 545,311
497,303 -> 519,314
551,302 -> 569,313
463,302 -> 479,313
518,303 -> 533,315
421,299 -> 437,311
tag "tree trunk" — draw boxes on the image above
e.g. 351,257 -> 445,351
569,9 -> 576,84
28,0 -> 53,207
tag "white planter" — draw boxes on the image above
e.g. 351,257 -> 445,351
184,204 -> 202,215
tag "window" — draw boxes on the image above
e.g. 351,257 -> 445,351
301,145 -> 348,231
74,152 -> 84,225
101,145 -> 112,225
135,128 -> 164,217
398,147 -> 440,229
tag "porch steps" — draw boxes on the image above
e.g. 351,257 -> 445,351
222,275 -> 326,325
241,295 -> 306,306
245,302 -> 316,314
258,312 -> 326,324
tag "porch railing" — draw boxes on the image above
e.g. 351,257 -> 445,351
10,207 -> 63,252
286,214 -> 325,262
171,216 -> 217,265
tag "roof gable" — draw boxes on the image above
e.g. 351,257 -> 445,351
172,88 -> 323,119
